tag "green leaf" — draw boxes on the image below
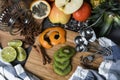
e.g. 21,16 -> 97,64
105,23 -> 113,36
88,14 -> 104,27
114,15 -> 120,26
99,14 -> 114,36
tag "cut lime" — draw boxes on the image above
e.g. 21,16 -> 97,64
16,47 -> 27,62
1,47 -> 17,62
8,39 -> 23,48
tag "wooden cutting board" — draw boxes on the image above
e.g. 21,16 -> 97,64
0,28 -> 102,80
24,29 -> 83,80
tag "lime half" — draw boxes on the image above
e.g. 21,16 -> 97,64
16,47 -> 27,62
8,39 -> 23,48
1,47 -> 17,62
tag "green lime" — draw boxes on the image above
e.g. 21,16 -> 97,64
16,47 -> 27,62
1,47 -> 17,62
8,39 -> 23,48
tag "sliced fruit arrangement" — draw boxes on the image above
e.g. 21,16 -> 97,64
28,0 -> 91,32
0,39 -> 27,63
30,0 -> 51,19
53,46 -> 76,76
88,0 -> 120,36
42,1 -> 91,32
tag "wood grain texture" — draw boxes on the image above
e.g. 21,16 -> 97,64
24,29 -> 92,80
0,30 -> 24,47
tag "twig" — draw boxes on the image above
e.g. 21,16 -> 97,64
38,45 -> 51,64
33,45 -> 51,65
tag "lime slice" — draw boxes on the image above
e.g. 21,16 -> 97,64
16,47 -> 27,62
1,47 -> 17,62
8,39 -> 23,48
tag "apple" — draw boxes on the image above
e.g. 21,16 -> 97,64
48,4 -> 71,24
55,0 -> 83,14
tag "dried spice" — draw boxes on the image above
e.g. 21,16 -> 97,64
20,18 -> 42,45
17,4 -> 42,45
33,45 -> 51,65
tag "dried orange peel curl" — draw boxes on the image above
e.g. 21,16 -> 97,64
38,27 -> 66,49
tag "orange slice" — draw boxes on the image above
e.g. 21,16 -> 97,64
30,0 -> 51,19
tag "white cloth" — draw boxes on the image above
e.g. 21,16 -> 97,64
98,37 -> 116,47
69,37 -> 120,80
69,60 -> 120,80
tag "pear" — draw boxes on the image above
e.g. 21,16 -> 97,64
48,4 -> 71,24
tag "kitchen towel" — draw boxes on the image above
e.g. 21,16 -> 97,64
98,37 -> 120,61
69,60 -> 120,80
69,37 -> 120,80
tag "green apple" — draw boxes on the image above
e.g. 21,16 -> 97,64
48,4 -> 71,24
55,0 -> 83,14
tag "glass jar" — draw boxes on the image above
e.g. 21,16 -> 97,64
0,0 -> 27,32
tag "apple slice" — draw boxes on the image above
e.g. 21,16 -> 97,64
55,0 -> 83,14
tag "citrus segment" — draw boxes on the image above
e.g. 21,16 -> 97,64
1,47 -> 17,62
30,0 -> 51,19
8,40 -> 23,48
16,47 -> 27,62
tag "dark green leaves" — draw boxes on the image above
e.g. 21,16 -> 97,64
88,0 -> 120,37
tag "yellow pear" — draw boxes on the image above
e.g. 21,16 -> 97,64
48,4 -> 71,24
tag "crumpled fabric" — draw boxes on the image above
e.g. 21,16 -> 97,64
0,48 -> 40,80
98,37 -> 120,61
69,37 -> 120,80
